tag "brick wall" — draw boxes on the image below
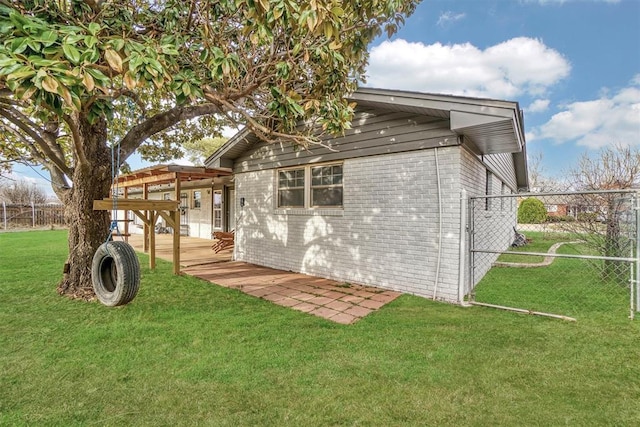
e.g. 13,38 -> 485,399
235,147 -> 466,301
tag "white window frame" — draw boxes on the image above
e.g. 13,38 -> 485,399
193,190 -> 202,209
277,167 -> 306,208
276,162 -> 343,210
213,190 -> 222,229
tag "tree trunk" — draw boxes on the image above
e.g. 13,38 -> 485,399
56,116 -> 113,300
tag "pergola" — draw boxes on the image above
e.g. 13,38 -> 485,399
93,164 -> 232,274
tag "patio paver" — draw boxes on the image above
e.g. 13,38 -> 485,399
183,261 -> 402,324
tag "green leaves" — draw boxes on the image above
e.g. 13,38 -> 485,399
0,0 -> 419,164
62,43 -> 81,64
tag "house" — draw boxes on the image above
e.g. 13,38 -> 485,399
202,88 -> 528,303
112,165 -> 234,239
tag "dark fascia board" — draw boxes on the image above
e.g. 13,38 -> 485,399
350,87 -> 521,117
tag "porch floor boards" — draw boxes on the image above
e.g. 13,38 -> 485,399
124,233 -> 402,324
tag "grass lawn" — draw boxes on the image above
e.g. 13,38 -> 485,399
477,232 -> 634,319
496,231 -> 573,263
1,231 -> 639,426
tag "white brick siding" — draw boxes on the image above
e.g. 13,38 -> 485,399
236,148 -> 466,301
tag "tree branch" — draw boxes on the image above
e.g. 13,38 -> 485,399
119,103 -> 222,161
62,113 -> 90,167
0,107 -> 72,176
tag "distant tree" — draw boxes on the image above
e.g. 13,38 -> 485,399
527,152 -> 566,193
183,136 -> 227,166
517,197 -> 547,224
0,179 -> 47,204
0,1 -> 419,300
569,145 -> 640,190
567,145 -> 639,280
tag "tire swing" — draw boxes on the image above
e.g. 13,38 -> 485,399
91,140 -> 140,307
92,240 -> 140,306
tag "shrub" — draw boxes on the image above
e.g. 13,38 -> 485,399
518,198 -> 547,224
577,212 -> 599,222
546,215 -> 575,223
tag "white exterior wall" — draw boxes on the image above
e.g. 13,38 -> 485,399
235,147 -> 466,301
460,149 -> 517,289
187,189 -> 213,239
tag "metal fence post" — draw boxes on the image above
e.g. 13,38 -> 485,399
31,202 -> 35,228
636,192 -> 640,316
467,196 -> 475,302
2,200 -> 6,230
458,189 -> 468,304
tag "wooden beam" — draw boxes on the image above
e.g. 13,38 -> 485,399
116,172 -> 178,188
174,173 -> 181,275
143,184 -> 149,253
93,199 -> 179,211
123,187 -> 129,243
149,211 -> 156,270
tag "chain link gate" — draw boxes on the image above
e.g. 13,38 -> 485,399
467,190 -> 639,321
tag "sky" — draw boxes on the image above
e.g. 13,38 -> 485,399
364,0 -> 640,178
8,0 -> 640,196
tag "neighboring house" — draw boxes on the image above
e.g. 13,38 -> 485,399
204,88 -> 528,303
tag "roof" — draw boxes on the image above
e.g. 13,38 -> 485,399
205,87 -> 528,188
113,164 -> 232,188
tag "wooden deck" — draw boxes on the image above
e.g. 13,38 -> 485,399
124,233 -> 233,267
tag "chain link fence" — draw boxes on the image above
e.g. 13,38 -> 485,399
1,202 -> 66,230
467,190 -> 638,321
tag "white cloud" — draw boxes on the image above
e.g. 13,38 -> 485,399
366,37 -> 570,99
1,171 -> 56,198
532,80 -> 640,149
437,11 -> 466,27
526,99 -> 551,113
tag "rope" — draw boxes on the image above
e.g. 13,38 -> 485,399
106,142 -> 122,243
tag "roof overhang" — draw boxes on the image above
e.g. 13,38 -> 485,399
206,87 -> 528,189
349,88 -> 525,156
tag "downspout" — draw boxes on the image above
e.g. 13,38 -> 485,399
432,147 -> 443,300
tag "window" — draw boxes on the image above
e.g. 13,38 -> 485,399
485,170 -> 493,210
278,168 -> 305,207
277,163 -> 343,209
213,190 -> 222,229
193,191 -> 202,209
311,165 -> 343,207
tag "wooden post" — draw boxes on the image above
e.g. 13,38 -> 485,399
123,187 -> 129,243
173,173 -> 181,274
142,183 -> 149,253
148,210 -> 156,269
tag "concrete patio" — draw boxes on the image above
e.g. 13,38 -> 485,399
125,233 -> 402,324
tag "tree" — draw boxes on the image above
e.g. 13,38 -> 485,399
0,177 -> 47,203
517,197 -> 547,224
567,145 -> 640,280
569,145 -> 640,191
183,136 -> 227,166
0,1 -> 418,299
527,152 -> 566,193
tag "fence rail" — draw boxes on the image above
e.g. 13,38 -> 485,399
1,202 -> 66,230
467,190 -> 639,321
